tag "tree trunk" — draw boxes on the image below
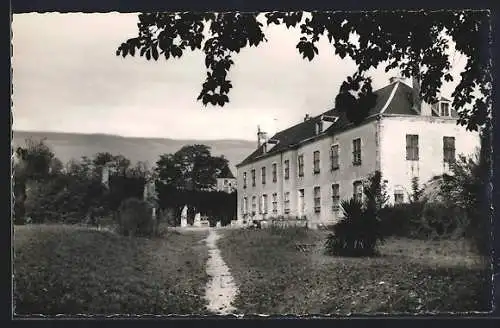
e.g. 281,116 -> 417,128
475,122 -> 492,255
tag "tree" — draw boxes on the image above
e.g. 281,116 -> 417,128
156,144 -> 230,191
93,152 -> 131,177
13,138 -> 56,224
14,138 -> 55,182
116,11 -> 491,132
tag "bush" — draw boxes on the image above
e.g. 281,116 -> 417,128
325,171 -> 388,257
23,174 -> 108,224
379,201 -> 468,240
439,147 -> 490,255
116,198 -> 155,237
325,198 -> 383,257
379,202 -> 425,238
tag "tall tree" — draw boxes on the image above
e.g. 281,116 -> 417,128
13,138 -> 56,223
156,144 -> 230,191
14,138 -> 55,182
117,11 -> 491,132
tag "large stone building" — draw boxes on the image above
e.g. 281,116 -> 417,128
235,77 -> 480,228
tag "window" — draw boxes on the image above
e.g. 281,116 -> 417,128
272,163 -> 277,182
298,154 -> 304,177
261,194 -> 268,214
272,193 -> 278,214
242,197 -> 248,215
332,184 -> 340,211
440,102 -> 450,116
443,136 -> 456,163
330,145 -> 339,170
313,151 -> 320,174
316,121 -> 323,135
353,181 -> 363,203
243,172 -> 247,189
314,186 -> 321,213
284,160 -> 290,180
394,189 -> 404,205
284,192 -> 290,214
261,167 -> 266,185
251,169 -> 256,187
224,179 -> 228,186
251,196 -> 257,215
353,138 -> 362,165
406,134 -> 419,161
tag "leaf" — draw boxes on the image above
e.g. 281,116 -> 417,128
115,11 -> 491,130
152,46 -> 159,60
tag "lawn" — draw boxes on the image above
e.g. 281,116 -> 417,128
218,227 -> 491,315
13,224 -> 210,315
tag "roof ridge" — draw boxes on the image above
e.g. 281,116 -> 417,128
380,82 -> 400,114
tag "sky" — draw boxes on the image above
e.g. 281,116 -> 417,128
12,13 -> 467,141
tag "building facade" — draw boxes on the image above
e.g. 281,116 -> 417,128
236,78 -> 480,228
215,167 -> 237,193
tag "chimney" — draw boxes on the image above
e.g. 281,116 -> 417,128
304,114 -> 311,122
412,76 -> 432,116
412,76 -> 422,113
257,125 -> 268,150
257,125 -> 262,148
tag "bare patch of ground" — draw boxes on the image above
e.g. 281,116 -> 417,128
204,229 -> 238,315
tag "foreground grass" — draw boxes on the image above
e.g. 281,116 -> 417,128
218,227 -> 491,315
14,224 -> 209,315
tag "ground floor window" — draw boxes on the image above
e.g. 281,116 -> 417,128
284,192 -> 290,214
353,181 -> 363,203
261,194 -> 268,214
242,197 -> 248,215
272,193 -> 278,214
314,186 -> 321,213
332,184 -> 340,212
251,196 -> 257,216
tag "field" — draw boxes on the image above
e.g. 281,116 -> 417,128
13,224 -> 209,315
218,227 -> 491,315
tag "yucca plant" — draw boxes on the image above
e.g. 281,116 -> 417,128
325,197 -> 382,257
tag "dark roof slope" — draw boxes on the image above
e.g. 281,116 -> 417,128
218,166 -> 235,179
237,81 -> 447,167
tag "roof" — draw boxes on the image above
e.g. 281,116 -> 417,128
217,166 -> 235,179
237,81 -> 453,168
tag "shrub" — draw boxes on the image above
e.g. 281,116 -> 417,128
379,202 -> 425,238
116,198 -> 155,237
325,198 -> 383,257
439,148 -> 490,255
325,171 -> 388,257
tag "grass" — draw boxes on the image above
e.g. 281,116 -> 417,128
14,224 -> 210,315
218,227 -> 491,315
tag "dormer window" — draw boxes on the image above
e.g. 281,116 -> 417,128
316,121 -> 323,135
440,102 -> 451,117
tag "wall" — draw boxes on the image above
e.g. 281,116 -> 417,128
294,120 -> 378,227
236,120 -> 379,227
236,152 -> 283,222
379,115 -> 480,203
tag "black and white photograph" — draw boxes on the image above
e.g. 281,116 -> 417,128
11,9 -> 494,317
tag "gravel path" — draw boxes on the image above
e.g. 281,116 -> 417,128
204,229 -> 239,315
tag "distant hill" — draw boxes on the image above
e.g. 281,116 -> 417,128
12,131 -> 256,174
